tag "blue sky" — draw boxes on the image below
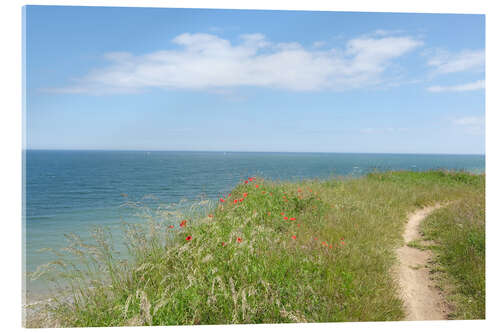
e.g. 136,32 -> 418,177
24,6 -> 485,154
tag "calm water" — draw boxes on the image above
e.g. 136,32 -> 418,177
24,150 -> 484,293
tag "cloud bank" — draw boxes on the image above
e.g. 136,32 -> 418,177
46,32 -> 423,94
427,80 -> 485,92
427,49 -> 485,74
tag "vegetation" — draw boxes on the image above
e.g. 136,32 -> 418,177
420,194 -> 485,319
26,170 -> 485,327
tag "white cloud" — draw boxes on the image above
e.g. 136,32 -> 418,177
427,49 -> 484,74
46,32 -> 423,94
452,116 -> 484,135
427,80 -> 485,92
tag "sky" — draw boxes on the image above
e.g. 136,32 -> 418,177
24,6 -> 485,154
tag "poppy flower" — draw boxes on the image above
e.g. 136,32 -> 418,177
169,225 -> 174,229
208,214 -> 213,218
297,224 -> 301,227
322,241 -> 327,246
329,244 -> 333,249
280,212 -> 285,216
180,220 -> 187,227
282,196 -> 286,199
248,178 -> 253,182
185,235 -> 192,241
298,189 -> 302,192
283,216 -> 288,220
245,180 -> 249,184
341,241 -> 345,246
239,198 -> 244,202
291,235 -> 297,240
220,198 -> 225,203
237,237 -> 242,243
234,199 -> 238,204
290,217 -> 296,221
255,184 -> 259,188
340,237 -> 344,241
228,193 -> 231,197
314,237 -> 318,241
243,193 -> 248,197
221,242 -> 226,246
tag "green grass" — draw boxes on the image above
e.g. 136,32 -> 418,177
420,194 -> 485,319
26,170 -> 485,327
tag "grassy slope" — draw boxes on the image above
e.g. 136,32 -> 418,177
29,171 -> 485,327
420,193 -> 485,319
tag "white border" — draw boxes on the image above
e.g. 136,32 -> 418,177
2,0 -> 498,332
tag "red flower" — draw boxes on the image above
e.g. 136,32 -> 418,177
282,196 -> 287,199
237,237 -> 242,243
185,235 -> 192,241
233,199 -> 238,204
243,193 -> 248,197
297,224 -> 301,227
280,212 -> 285,215
329,244 -> 333,249
290,217 -> 296,221
267,212 -> 271,216
283,216 -> 288,220
245,180 -> 249,184
255,184 -> 259,188
298,188 -> 302,192
220,198 -> 225,202
341,241 -> 345,246
228,193 -> 231,197
221,242 -> 226,246
168,225 -> 174,229
340,237 -> 344,241
248,177 -> 253,182
314,237 -> 318,241
180,220 -> 187,227
321,241 -> 327,246
239,198 -> 244,202
291,235 -> 297,240
208,214 -> 213,218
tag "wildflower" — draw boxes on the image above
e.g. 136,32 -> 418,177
282,196 -> 286,199
291,235 -> 297,240
290,217 -> 296,221
228,193 -> 231,197
221,242 -> 226,246
322,241 -> 327,246
280,212 -> 285,215
245,180 -> 249,184
237,237 -> 242,243
186,235 -> 192,241
283,216 -> 288,220
169,225 -> 174,229
248,177 -> 253,182
239,198 -> 244,202
220,198 -> 225,203
297,224 -> 301,227
267,212 -> 271,216
255,184 -> 259,188
234,199 -> 238,204
208,214 -> 213,218
340,237 -> 344,241
180,220 -> 187,227
314,237 -> 318,241
341,241 -> 345,246
298,188 -> 302,192
243,193 -> 248,197
329,244 -> 333,249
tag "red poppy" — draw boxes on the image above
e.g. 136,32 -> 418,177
340,237 -> 344,241
220,198 -> 225,202
221,242 -> 226,246
280,212 -> 285,215
283,216 -> 288,220
298,189 -> 302,192
290,217 -> 296,221
233,199 -> 238,204
282,196 -> 286,199
322,241 -> 327,246
255,184 -> 259,188
341,241 -> 345,246
248,178 -> 253,182
245,180 -> 249,184
291,235 -> 297,240
314,237 -> 318,241
228,193 -> 231,197
185,235 -> 192,241
180,220 -> 187,227
168,225 -> 174,229
243,193 -> 248,197
208,214 -> 213,218
329,244 -> 333,249
239,198 -> 244,202
297,224 -> 301,227
237,237 -> 242,243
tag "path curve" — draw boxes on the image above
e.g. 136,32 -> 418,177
396,204 -> 449,321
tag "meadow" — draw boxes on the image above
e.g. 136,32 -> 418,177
26,170 -> 485,327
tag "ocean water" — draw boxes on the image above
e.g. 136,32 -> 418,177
24,150 -> 484,293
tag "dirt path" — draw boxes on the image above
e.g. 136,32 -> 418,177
396,204 -> 449,321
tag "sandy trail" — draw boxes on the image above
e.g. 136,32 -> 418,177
396,204 -> 449,321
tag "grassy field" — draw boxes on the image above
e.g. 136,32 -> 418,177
26,170 -> 485,327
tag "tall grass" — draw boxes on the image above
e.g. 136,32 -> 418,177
25,170 -> 485,327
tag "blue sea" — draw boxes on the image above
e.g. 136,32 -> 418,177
24,150 -> 485,294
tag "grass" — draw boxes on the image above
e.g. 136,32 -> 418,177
420,193 -> 485,319
25,170 -> 485,327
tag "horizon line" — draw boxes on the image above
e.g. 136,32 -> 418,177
23,148 -> 486,156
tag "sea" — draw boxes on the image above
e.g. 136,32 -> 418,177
23,150 -> 485,295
